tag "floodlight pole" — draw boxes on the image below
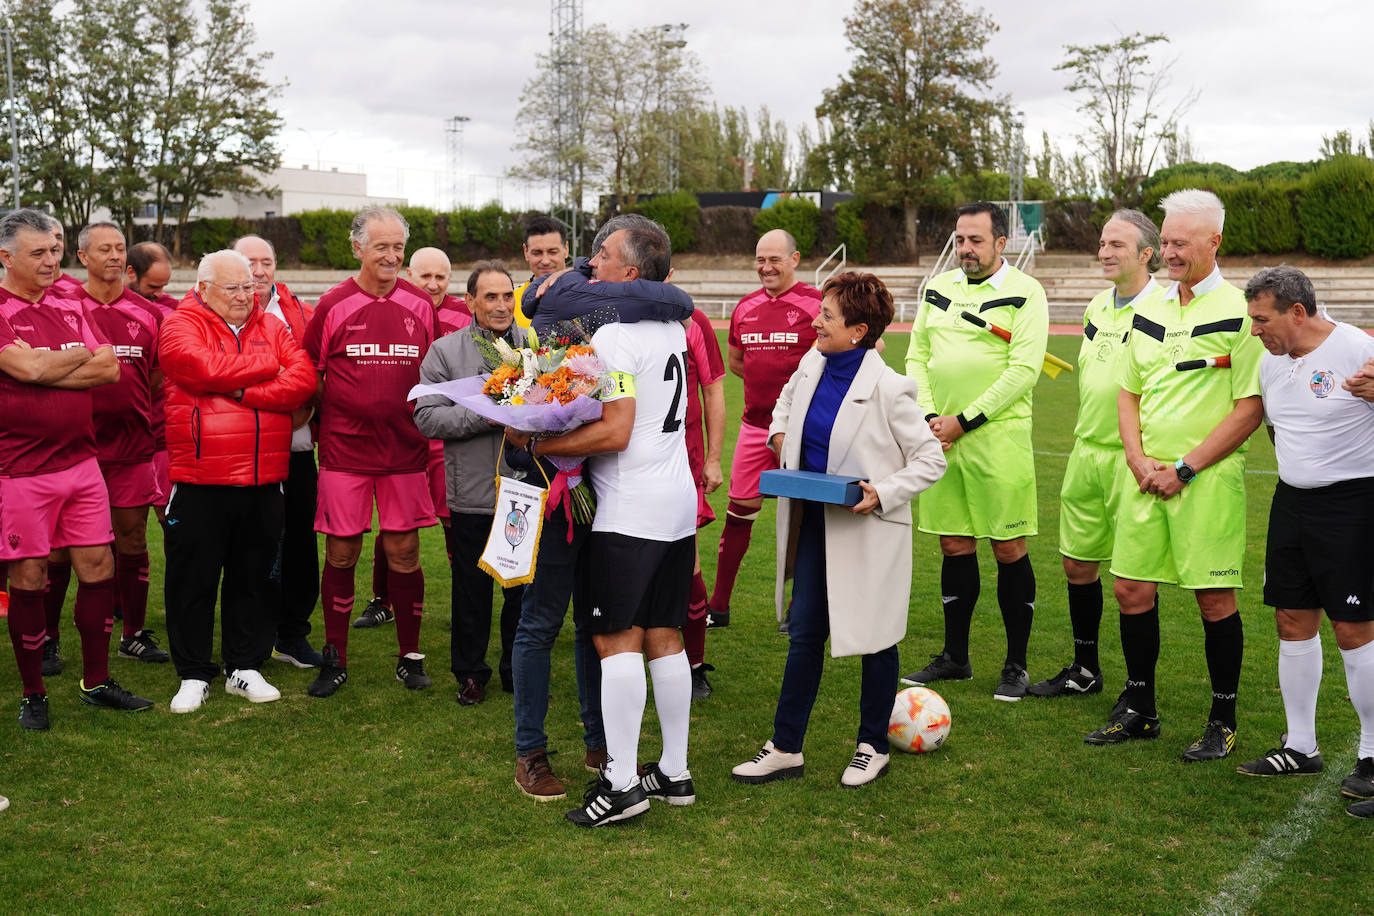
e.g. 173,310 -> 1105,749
2,27 -> 19,210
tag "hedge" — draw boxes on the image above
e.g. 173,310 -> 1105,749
1298,155 -> 1374,259
627,190 -> 699,253
753,197 -> 820,257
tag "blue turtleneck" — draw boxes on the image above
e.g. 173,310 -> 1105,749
800,347 -> 866,473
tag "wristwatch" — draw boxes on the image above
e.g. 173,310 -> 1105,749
1175,459 -> 1197,484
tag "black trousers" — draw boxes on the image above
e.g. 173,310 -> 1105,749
165,482 -> 284,682
272,450 -> 320,641
449,512 -> 523,687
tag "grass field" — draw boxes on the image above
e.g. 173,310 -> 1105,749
2,331 -> 1371,914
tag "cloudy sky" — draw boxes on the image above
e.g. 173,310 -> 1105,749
251,0 -> 1372,209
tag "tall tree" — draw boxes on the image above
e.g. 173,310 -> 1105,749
810,0 -> 1003,255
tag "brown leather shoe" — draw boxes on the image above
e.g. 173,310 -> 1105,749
584,746 -> 607,773
456,677 -> 485,706
515,749 -> 566,801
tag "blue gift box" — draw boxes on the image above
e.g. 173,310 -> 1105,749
759,469 -> 865,507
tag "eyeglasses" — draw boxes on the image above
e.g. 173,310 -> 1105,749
207,282 -> 254,296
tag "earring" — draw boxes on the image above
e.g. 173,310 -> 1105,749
850,338 -> 858,344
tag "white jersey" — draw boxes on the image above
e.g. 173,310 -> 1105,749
1260,321 -> 1374,489
588,321 -> 696,541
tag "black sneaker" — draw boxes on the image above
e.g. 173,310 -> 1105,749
901,651 -> 973,687
565,775 -> 650,827
19,693 -> 49,731
1341,757 -> 1374,799
993,663 -> 1029,702
706,607 -> 730,629
638,762 -> 696,806
690,663 -> 714,701
1182,720 -> 1236,762
352,598 -> 394,629
118,629 -> 170,663
41,637 -> 62,677
308,645 -> 349,698
395,654 -> 433,690
272,637 -> 324,669
1028,665 -> 1103,698
79,677 -> 153,711
1237,744 -> 1323,776
1084,707 -> 1161,745
1347,798 -> 1374,819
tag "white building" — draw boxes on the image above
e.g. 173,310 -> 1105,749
195,165 -> 407,218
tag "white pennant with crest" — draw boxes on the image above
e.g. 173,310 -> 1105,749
478,476 -> 547,587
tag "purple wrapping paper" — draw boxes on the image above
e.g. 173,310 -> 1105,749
408,375 -> 604,434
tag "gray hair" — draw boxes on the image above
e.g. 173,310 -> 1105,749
619,221 -> 672,282
231,234 -> 276,258
350,207 -> 409,249
77,221 -> 124,252
1160,188 -> 1225,233
196,249 -> 252,283
592,212 -> 658,256
1244,265 -> 1317,317
1109,209 -> 1162,272
0,208 -> 58,254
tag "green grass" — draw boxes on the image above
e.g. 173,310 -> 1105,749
2,331 -> 1371,914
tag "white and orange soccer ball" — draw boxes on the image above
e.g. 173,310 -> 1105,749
889,686 -> 951,754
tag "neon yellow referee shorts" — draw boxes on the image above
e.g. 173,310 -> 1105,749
1109,452 -> 1247,589
918,417 -> 1037,540
1059,438 -> 1125,563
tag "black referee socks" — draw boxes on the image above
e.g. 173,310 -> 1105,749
1067,579 -> 1104,674
1203,613 -> 1243,729
1120,599 -> 1160,718
940,553 -> 980,665
997,554 -> 1036,669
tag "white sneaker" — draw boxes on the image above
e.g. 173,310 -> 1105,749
170,679 -> 210,714
731,739 -> 804,784
840,742 -> 890,788
225,668 -> 281,703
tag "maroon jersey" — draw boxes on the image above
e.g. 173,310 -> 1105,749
304,277 -> 440,474
0,288 -> 107,477
684,308 -> 725,480
82,288 -> 162,465
139,293 -> 179,449
728,282 -> 821,428
51,272 -> 84,299
436,294 -> 472,337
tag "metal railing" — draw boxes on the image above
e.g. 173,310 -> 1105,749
1013,226 -> 1044,273
913,231 -> 957,322
814,243 -> 846,289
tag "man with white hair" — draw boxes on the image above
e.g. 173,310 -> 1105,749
158,249 -> 315,712
1085,189 -> 1264,761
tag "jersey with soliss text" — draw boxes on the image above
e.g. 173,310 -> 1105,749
729,282 -> 821,428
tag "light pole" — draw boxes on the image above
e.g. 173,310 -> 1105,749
295,127 -> 339,170
1,27 -> 19,210
657,23 -> 688,191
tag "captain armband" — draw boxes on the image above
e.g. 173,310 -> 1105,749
606,371 -> 636,398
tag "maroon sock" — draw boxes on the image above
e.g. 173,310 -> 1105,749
74,577 -> 115,685
45,560 -> 72,639
0,559 -> 9,588
7,587 -> 47,695
371,535 -> 389,606
116,550 -> 150,638
321,563 -> 355,665
684,571 -> 708,666
389,568 -> 424,656
441,523 -> 456,563
709,506 -> 756,612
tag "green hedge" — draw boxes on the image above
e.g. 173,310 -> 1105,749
628,190 -> 699,253
833,199 -> 868,263
298,209 -> 357,268
1298,155 -> 1374,259
754,197 -> 820,256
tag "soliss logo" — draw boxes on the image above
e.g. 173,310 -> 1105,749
345,343 -> 419,358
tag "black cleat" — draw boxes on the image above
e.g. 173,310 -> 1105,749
690,663 -> 714,701
41,637 -> 62,677
1028,665 -> 1103,698
565,775 -> 650,827
308,645 -> 349,698
352,598 -> 394,629
1182,720 -> 1236,762
900,651 -> 973,687
395,654 -> 433,690
19,693 -> 49,731
1237,743 -> 1323,777
79,677 -> 153,711
993,663 -> 1029,702
1085,707 -> 1161,745
1341,757 -> 1374,799
1347,798 -> 1374,819
118,629 -> 170,663
705,607 -> 730,629
638,762 -> 696,806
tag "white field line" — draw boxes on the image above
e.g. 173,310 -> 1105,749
1197,738 -> 1355,916
1032,450 -> 1278,475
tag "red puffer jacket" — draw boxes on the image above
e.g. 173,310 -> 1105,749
160,292 -> 316,486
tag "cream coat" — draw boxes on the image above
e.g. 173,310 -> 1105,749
770,348 -> 946,657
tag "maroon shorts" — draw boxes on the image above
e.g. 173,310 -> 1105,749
100,458 -> 161,509
315,469 -> 437,537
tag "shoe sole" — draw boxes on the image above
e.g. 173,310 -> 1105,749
1181,750 -> 1232,763
226,685 -> 281,703
993,692 -> 1025,702
569,798 -> 651,827
841,761 -> 890,788
117,649 -> 169,663
271,649 -> 319,669
647,792 -> 696,806
1237,767 -> 1322,777
170,702 -> 203,714
1085,730 -> 1160,746
79,694 -> 152,711
1340,785 -> 1374,800
1027,683 -> 1103,698
731,765 -> 804,784
307,675 -> 348,698
515,779 -> 567,802
900,673 -> 972,687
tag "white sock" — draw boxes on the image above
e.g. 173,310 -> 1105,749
1341,639 -> 1374,760
1279,635 -> 1322,755
649,650 -> 692,778
599,652 -> 646,792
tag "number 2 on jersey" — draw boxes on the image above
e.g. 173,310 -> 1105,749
662,350 -> 688,433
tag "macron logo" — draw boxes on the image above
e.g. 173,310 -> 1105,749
1349,595 -> 1362,606
592,607 -> 602,617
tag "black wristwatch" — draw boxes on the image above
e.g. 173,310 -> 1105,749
1175,459 -> 1197,484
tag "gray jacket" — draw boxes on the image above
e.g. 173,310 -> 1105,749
414,323 -> 523,516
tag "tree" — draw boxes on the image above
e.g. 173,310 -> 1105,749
1055,31 -> 1197,205
810,0 -> 1003,255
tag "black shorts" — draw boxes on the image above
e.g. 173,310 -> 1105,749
576,532 -> 694,634
1264,477 -> 1374,622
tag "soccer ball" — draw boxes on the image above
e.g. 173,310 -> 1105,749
889,686 -> 951,754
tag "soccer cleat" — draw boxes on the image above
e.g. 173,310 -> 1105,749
18,693 -> 49,731
41,637 -> 63,677
1028,665 -> 1103,698
352,598 -> 394,629
1341,757 -> 1374,799
638,762 -> 696,805
169,679 -> 210,714
565,775 -> 650,827
515,749 -> 566,801
1236,743 -> 1323,777
225,668 -> 281,703
307,645 -> 348,698
690,663 -> 714,701
840,742 -> 891,788
705,607 -> 730,629
993,663 -> 1029,702
1347,798 -> 1374,819
1181,720 -> 1236,762
271,638 -> 324,669
900,651 -> 973,687
731,740 -> 804,784
79,677 -> 153,712
396,654 -> 433,690
117,629 -> 170,663
1084,708 -> 1161,745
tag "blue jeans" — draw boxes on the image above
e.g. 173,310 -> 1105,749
512,509 -> 605,755
772,504 -> 898,754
